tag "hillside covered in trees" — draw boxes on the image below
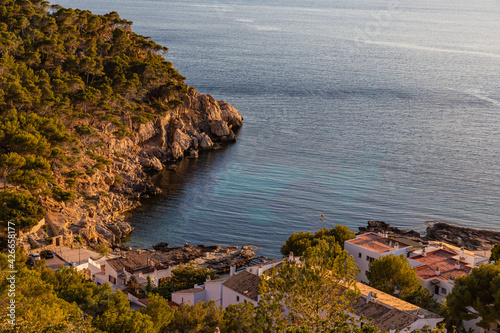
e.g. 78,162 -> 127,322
0,0 -> 243,249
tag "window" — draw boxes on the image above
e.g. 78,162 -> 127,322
369,257 -> 375,263
358,253 -> 362,258
236,296 -> 240,302
366,255 -> 370,261
441,288 -> 447,295
109,275 -> 116,284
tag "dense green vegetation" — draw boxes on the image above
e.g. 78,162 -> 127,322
446,263 -> 500,331
0,0 -> 189,231
7,225 -> 498,332
490,243 -> 500,263
0,242 -> 376,333
366,254 -> 441,313
366,254 -> 421,298
260,240 -> 364,332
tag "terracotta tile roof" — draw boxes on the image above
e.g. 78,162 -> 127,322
353,283 -> 442,331
222,270 -> 261,301
411,249 -> 456,265
412,249 -> 471,281
346,233 -> 409,253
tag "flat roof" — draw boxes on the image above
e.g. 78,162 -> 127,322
172,288 -> 205,294
346,233 -> 409,253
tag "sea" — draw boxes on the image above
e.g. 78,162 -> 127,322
56,0 -> 500,257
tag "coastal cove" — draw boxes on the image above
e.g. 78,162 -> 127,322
54,0 -> 500,258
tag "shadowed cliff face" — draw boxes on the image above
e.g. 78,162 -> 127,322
23,90 -> 242,250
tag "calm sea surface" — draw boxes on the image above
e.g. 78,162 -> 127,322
57,0 -> 500,257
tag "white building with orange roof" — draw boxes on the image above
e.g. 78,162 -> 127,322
344,232 -> 411,283
409,247 -> 481,301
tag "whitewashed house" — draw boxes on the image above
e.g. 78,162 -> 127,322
87,251 -> 172,290
172,256 -> 295,308
344,232 -> 411,283
171,276 -> 230,306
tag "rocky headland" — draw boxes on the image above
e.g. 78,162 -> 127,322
359,220 -> 500,251
20,90 -> 243,250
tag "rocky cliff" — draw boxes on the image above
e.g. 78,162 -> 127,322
21,89 -> 242,250
359,220 -> 499,251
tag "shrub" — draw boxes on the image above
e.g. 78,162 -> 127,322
52,186 -> 76,202
75,125 -> 95,135
114,174 -> 124,185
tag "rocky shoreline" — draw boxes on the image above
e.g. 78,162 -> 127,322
150,243 -> 256,272
19,89 -> 243,251
359,220 -> 500,251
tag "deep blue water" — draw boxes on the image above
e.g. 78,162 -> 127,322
57,0 -> 500,257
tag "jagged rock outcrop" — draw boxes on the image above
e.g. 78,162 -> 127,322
150,243 -> 255,272
22,90 -> 243,251
358,220 -> 499,251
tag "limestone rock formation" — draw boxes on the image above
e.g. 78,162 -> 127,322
25,90 -> 243,250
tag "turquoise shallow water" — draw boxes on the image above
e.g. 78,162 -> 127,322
57,0 -> 500,257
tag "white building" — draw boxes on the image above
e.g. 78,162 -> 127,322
86,251 -> 172,291
344,232 -> 411,283
172,256 -> 294,308
171,276 -> 230,307
408,244 -> 489,302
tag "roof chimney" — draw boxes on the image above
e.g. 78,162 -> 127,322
366,291 -> 372,303
422,247 -> 426,256
389,241 -> 393,249
395,242 -> 399,250
289,251 -> 294,261
455,261 -> 461,270
229,264 -> 236,276
435,267 -> 440,275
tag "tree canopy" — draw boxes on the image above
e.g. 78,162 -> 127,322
0,0 -> 190,231
366,254 -> 421,299
445,263 -> 500,330
259,240 -> 363,332
280,225 -> 355,257
490,243 -> 500,263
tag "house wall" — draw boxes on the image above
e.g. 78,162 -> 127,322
345,241 -> 407,283
102,262 -> 127,290
204,280 -> 225,306
409,318 -> 444,331
194,290 -> 206,304
221,286 -> 257,308
420,278 -> 453,302
171,291 -> 206,305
